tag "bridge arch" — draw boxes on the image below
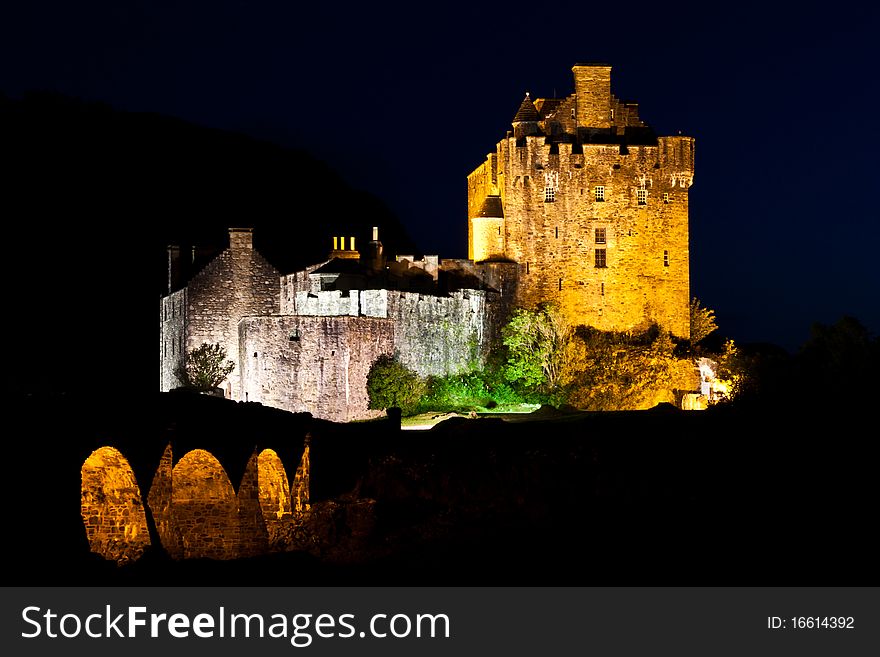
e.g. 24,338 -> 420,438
80,446 -> 150,564
171,449 -> 239,559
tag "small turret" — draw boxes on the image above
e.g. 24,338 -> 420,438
512,92 -> 541,139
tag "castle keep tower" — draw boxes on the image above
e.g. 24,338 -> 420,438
468,64 -> 694,337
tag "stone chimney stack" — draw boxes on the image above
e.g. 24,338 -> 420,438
167,244 -> 182,294
229,227 -> 254,251
364,226 -> 385,272
572,64 -> 612,129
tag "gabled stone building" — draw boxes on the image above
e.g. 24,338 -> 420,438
160,228 -> 503,421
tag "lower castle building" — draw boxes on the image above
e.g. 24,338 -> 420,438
159,64 -> 694,420
160,227 -> 508,421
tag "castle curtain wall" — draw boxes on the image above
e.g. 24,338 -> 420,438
239,315 -> 395,422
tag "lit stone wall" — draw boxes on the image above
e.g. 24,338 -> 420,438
159,289 -> 187,391
471,217 -> 505,262
171,449 -> 240,560
237,451 -> 270,558
147,444 -> 180,558
279,262 -> 328,315
257,449 -> 294,550
241,287 -> 500,421
175,229 -> 280,398
80,447 -> 151,565
239,315 -> 395,422
291,443 -> 310,516
389,289 -> 496,377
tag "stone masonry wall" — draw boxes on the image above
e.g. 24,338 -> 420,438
171,449 -> 240,560
80,447 -> 151,565
389,289 -> 497,377
499,136 -> 692,337
159,289 -> 187,391
90,442 -> 311,563
239,315 -> 395,422
280,262 -> 328,315
182,229 -> 280,398
469,139 -> 693,337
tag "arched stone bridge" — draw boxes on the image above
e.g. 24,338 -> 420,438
81,441 -> 310,564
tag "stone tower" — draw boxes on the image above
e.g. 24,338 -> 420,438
468,64 -> 694,337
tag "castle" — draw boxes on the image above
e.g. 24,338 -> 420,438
159,64 -> 694,421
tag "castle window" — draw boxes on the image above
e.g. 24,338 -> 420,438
637,189 -> 647,205
559,278 -> 563,291
664,250 -> 670,267
610,109 -> 615,121
594,186 -> 605,202
663,192 -> 670,204
289,329 -> 300,342
595,227 -> 606,244
526,262 -> 530,274
595,249 -> 607,268
571,108 -> 576,119
601,282 -> 605,296
543,170 -> 558,202
555,226 -> 559,238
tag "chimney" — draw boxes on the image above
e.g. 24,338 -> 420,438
363,226 -> 385,272
229,227 -> 253,251
167,244 -> 182,294
572,64 -> 612,129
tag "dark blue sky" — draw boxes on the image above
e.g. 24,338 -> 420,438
2,1 -> 878,349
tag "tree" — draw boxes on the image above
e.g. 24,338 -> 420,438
366,354 -> 426,414
174,342 -> 235,392
564,326 -> 685,410
501,302 -> 569,390
689,297 -> 718,344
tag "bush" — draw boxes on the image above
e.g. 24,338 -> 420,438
174,342 -> 235,392
366,355 -> 426,415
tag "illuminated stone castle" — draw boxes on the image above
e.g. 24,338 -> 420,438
468,64 -> 693,337
159,64 -> 694,420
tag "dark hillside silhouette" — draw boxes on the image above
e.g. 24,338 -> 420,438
0,92 -> 415,395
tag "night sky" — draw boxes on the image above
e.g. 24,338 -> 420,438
2,1 -> 878,352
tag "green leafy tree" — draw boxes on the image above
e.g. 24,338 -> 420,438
174,342 -> 235,392
564,327 -> 687,410
366,354 -> 426,414
689,297 -> 718,344
501,302 -> 569,390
